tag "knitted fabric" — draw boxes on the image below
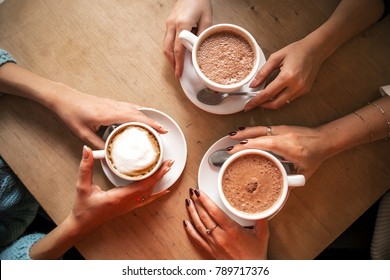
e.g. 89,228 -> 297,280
0,48 -> 16,66
0,232 -> 45,260
0,156 -> 39,249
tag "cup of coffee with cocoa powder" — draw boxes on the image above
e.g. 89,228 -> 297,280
92,122 -> 163,181
179,24 -> 261,92
218,149 -> 305,220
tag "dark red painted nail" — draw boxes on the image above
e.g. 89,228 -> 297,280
194,189 -> 200,197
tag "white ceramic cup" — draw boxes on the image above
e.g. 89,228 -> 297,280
179,23 -> 261,92
218,149 -> 305,220
92,122 -> 163,181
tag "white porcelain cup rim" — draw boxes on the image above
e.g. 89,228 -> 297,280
217,149 -> 305,220
92,122 -> 163,181
179,23 -> 261,93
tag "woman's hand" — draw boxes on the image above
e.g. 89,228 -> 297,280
245,38 -> 324,111
50,84 -> 167,149
29,147 -> 174,259
184,188 -> 269,260
227,125 -> 331,180
163,0 -> 212,78
70,146 -> 174,231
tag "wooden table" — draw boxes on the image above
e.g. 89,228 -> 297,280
1,0 -> 389,260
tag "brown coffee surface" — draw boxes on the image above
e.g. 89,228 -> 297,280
197,31 -> 255,85
222,154 -> 283,214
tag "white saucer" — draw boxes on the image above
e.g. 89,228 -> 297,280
179,46 -> 266,115
198,136 -> 255,227
100,108 -> 187,194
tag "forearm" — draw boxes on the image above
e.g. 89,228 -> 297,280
0,62 -> 68,110
319,96 -> 390,158
29,214 -> 99,260
303,0 -> 385,63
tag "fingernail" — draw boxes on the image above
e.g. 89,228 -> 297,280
238,127 -> 246,130
194,189 -> 200,198
83,145 -> 89,159
240,139 -> 248,144
158,124 -> 169,133
183,220 -> 188,228
168,160 -> 175,167
185,199 -> 191,207
189,188 -> 194,197
244,105 -> 252,112
226,146 -> 233,151
228,131 -> 237,136
249,79 -> 257,88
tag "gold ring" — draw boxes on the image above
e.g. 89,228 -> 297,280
205,224 -> 218,234
266,126 -> 272,136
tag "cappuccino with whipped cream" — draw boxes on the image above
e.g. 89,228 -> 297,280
108,125 -> 161,179
92,122 -> 163,181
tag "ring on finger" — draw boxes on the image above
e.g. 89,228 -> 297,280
205,224 -> 218,235
266,126 -> 273,136
137,196 -> 145,203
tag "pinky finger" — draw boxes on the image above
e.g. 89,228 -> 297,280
183,220 -> 214,256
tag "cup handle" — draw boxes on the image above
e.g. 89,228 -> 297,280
92,150 -> 105,159
287,174 -> 306,188
179,30 -> 198,52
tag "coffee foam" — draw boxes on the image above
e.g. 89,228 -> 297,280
108,126 -> 160,178
222,155 -> 283,214
197,31 -> 255,85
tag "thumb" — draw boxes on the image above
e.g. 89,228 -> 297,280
76,145 -> 94,194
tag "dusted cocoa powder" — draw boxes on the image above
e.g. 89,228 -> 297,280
222,154 -> 283,214
197,31 -> 255,85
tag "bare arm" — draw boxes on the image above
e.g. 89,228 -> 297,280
246,0 -> 385,111
0,62 -> 167,149
231,94 -> 390,179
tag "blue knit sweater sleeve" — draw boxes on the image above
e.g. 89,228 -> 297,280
0,48 -> 16,66
0,233 -> 45,260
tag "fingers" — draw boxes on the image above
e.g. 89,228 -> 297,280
230,135 -> 279,155
254,219 -> 269,242
183,220 -> 214,256
132,112 -> 168,134
186,196 -> 210,236
106,160 -> 173,212
134,160 -> 174,190
163,27 -> 176,69
133,189 -> 171,210
250,57 -> 281,88
192,189 -> 237,230
164,18 -> 194,78
244,80 -> 288,111
84,129 -> 106,150
229,126 -> 272,140
173,42 -> 186,78
76,146 -> 94,194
